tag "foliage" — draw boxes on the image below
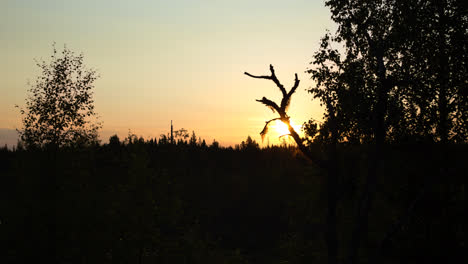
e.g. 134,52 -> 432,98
392,0 -> 468,142
302,119 -> 319,145
304,1 -> 468,264
174,128 -> 189,141
17,44 -> 101,148
306,0 -> 467,144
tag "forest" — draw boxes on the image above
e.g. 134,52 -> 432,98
2,0 -> 467,263
1,137 -> 466,263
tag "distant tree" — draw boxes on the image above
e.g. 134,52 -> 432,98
173,128 -> 189,145
158,134 -> 169,145
240,136 -> 259,150
210,139 -> 219,149
124,130 -> 140,145
189,131 -> 197,146
174,128 -> 189,140
17,44 -> 101,148
109,134 -> 121,146
200,139 -> 207,148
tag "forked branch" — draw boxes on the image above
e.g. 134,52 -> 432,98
245,64 -> 287,97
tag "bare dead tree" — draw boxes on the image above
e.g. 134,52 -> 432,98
246,64 -> 339,264
244,64 -> 327,169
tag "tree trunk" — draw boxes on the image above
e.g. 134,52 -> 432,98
327,110 -> 339,264
437,2 -> 449,144
347,52 -> 389,264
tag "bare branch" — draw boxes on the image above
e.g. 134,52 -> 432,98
245,64 -> 287,97
289,73 -> 300,97
256,97 -> 281,113
268,65 -> 287,97
244,72 -> 271,79
281,73 -> 300,111
259,118 -> 282,142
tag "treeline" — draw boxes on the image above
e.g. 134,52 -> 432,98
1,136 -> 466,263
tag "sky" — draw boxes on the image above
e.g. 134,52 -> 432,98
1,0 -> 337,147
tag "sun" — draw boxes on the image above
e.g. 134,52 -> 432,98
273,120 -> 292,136
271,120 -> 303,139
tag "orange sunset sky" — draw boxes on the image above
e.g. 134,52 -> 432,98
1,0 -> 337,147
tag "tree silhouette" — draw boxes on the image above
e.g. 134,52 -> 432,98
320,1 -> 404,263
306,1 -> 467,263
395,0 -> 468,143
246,65 -> 342,264
240,136 -> 260,151
17,44 -> 101,148
306,33 -> 344,264
244,65 -> 327,169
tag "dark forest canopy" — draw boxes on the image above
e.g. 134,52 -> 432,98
1,140 -> 466,263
